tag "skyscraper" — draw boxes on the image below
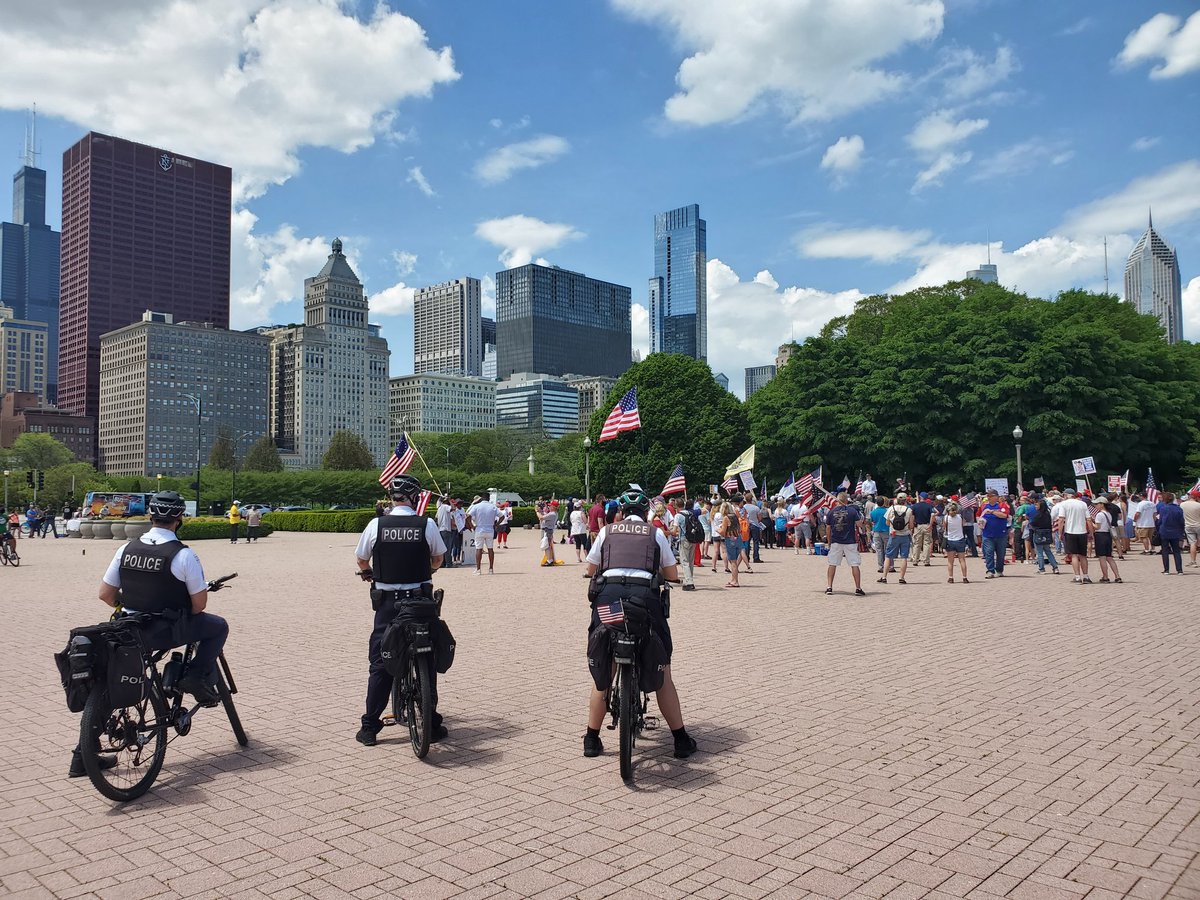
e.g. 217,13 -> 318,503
496,263 -> 631,379
59,132 -> 232,418
1125,214 -> 1183,344
0,304 -> 48,398
966,263 -> 998,283
744,365 -> 777,398
0,112 -> 60,402
649,204 -> 707,360
265,240 -> 390,468
413,277 -> 482,376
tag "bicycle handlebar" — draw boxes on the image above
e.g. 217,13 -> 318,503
208,572 -> 238,592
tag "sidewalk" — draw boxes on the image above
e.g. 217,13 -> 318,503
2,533 -> 1198,898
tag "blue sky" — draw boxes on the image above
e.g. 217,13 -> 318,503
1,0 -> 1197,396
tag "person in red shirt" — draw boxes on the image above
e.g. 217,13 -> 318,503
587,494 -> 606,545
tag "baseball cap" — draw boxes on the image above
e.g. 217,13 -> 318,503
895,491 -> 908,500
986,487 -> 998,495
1064,487 -> 1077,495
919,491 -> 928,498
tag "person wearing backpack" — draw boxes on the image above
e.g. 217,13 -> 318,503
880,492 -> 915,584
674,504 -> 703,591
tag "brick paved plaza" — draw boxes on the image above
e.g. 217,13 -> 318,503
3,530 -> 1200,899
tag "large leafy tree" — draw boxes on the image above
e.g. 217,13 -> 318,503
243,436 -> 284,472
748,281 -> 1200,491
322,430 -> 375,471
586,353 -> 749,496
208,425 -> 235,469
10,432 -> 75,472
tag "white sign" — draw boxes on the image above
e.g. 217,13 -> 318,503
984,478 -> 1009,495
1071,456 -> 1097,476
1075,479 -> 1088,494
1107,475 -> 1122,492
740,471 -> 757,490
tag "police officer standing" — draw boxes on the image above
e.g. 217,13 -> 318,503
583,490 -> 697,760
354,475 -> 447,746
73,491 -> 229,777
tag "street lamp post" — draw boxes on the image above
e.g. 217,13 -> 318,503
1012,425 -> 1024,491
3,470 -> 8,513
583,436 -> 591,500
528,447 -> 535,476
180,393 -> 203,515
230,430 -> 254,504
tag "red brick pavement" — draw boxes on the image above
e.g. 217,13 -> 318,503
2,532 -> 1199,898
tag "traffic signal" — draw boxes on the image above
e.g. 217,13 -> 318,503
25,471 -> 32,487
37,472 -> 44,490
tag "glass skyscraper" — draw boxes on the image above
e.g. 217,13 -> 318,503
649,204 -> 707,360
1124,214 -> 1183,344
0,119 -> 60,403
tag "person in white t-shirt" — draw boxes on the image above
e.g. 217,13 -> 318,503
569,501 -> 589,562
1132,494 -> 1157,553
466,495 -> 499,575
1053,488 -> 1092,583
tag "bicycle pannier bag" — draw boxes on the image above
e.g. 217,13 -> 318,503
54,633 -> 96,713
638,630 -> 669,693
431,619 -> 456,674
586,626 -> 612,692
107,643 -> 146,707
380,621 -> 407,677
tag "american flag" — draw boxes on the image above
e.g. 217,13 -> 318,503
837,475 -> 851,491
597,599 -> 625,625
1087,499 -> 1102,517
1189,477 -> 1200,495
958,493 -> 978,511
662,463 -> 686,496
598,387 -> 641,442
415,491 -> 432,516
797,466 -> 820,500
1145,469 -> 1159,503
855,477 -> 864,495
379,434 -> 417,486
721,476 -> 739,493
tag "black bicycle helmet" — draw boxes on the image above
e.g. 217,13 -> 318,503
390,474 -> 422,503
617,489 -> 650,518
148,490 -> 187,522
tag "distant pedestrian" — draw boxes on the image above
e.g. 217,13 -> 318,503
942,501 -> 970,583
869,495 -> 889,573
245,505 -> 263,542
673,504 -> 697,591
436,496 -> 455,567
466,494 -> 499,575
1156,492 -> 1185,575
227,500 -> 242,544
496,502 -> 512,548
824,493 -> 865,596
570,500 -> 588,561
538,500 -> 559,566
1029,498 -> 1060,574
880,492 -> 914,585
1183,490 -> 1200,567
1053,488 -> 1091,584
1091,501 -> 1121,583
978,489 -> 1010,578
452,500 -> 467,565
718,502 -> 742,587
587,494 -> 606,546
910,492 -> 934,566
1132,493 -> 1157,553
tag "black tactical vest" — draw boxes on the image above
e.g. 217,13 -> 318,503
599,520 -> 661,574
118,539 -> 192,614
373,515 -> 433,584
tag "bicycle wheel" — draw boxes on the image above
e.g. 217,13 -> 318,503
406,653 -> 433,759
9,547 -> 19,567
79,684 -> 167,802
618,662 -> 636,781
0,546 -> 7,565
215,668 -> 248,747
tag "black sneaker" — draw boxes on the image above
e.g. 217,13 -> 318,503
583,733 -> 603,757
673,733 -> 698,759
355,728 -> 378,746
430,724 -> 448,743
177,674 -> 220,706
68,749 -> 117,778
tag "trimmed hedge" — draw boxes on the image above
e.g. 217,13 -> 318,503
263,510 -> 379,533
180,517 -> 275,541
510,507 -> 539,528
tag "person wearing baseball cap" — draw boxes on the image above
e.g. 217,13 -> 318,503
910,491 -> 936,567
978,488 -> 1010,578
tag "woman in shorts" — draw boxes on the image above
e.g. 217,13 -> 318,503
719,502 -> 742,587
1092,502 -> 1121,583
942,501 -> 970,583
569,500 -> 588,561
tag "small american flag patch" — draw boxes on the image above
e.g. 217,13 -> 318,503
597,599 -> 625,625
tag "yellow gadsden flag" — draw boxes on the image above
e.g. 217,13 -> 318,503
724,445 -> 755,481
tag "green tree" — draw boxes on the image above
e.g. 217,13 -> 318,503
586,353 -> 750,496
10,432 -> 74,472
208,425 -> 235,469
747,281 -> 1200,490
243,436 -> 284,472
322,430 -> 375,470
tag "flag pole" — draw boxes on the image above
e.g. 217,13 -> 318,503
406,432 -> 445,497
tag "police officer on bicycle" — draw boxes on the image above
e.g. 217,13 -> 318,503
71,491 -> 229,777
354,474 -> 447,746
583,489 -> 697,760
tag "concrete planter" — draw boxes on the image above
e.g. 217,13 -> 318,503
123,521 -> 152,541
78,521 -> 94,539
109,522 -> 128,540
91,521 -> 113,540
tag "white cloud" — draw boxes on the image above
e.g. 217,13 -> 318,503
1131,136 -> 1161,151
907,109 -> 989,153
230,209 -> 335,328
369,282 -> 417,316
611,0 -> 943,125
706,259 -> 863,396
407,166 -> 436,197
1183,277 -> 1200,342
1058,17 -> 1094,37
481,275 -> 497,318
474,215 -> 584,268
392,251 -> 418,276
913,151 -> 971,192
1117,11 -> 1200,79
0,1 -> 459,202
631,303 -> 650,356
474,135 -> 570,184
1059,160 -> 1200,237
939,45 -> 1019,100
798,226 -> 932,263
971,138 -> 1074,180
820,135 -> 866,176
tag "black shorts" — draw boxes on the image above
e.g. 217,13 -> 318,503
572,534 -> 587,548
1063,533 -> 1088,556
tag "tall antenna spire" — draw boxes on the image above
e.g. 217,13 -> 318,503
21,104 -> 39,167
1103,236 -> 1109,295
1148,206 -> 1153,230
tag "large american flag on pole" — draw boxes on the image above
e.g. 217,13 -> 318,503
379,434 -> 417,486
796,466 -> 820,501
662,463 -> 686,496
720,476 -> 739,493
415,491 -> 432,516
1145,469 -> 1160,503
598,387 -> 641,442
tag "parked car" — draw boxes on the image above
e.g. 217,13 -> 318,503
328,503 -> 361,510
242,503 -> 272,514
275,505 -> 311,512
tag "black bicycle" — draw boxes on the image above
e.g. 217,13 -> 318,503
360,571 -> 442,759
76,574 -> 246,801
1,537 -> 19,566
